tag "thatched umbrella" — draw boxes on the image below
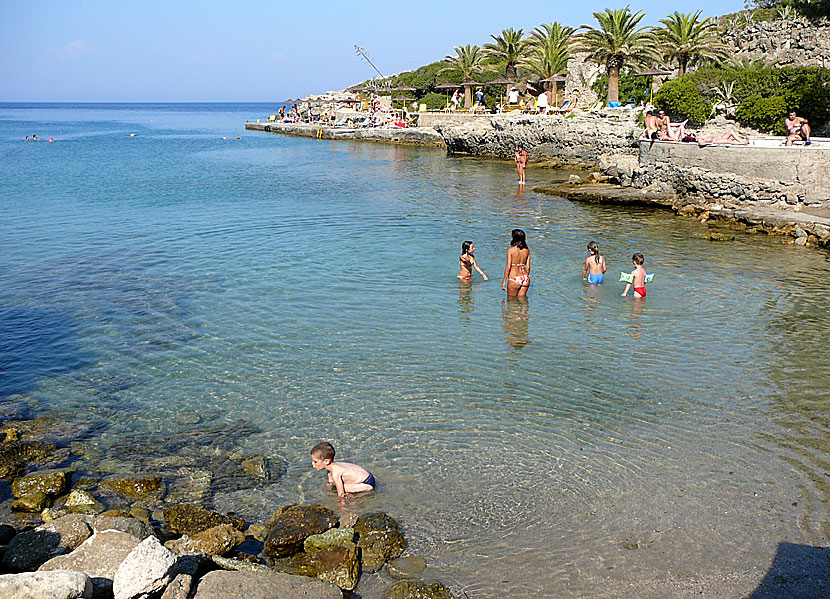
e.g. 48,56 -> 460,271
461,78 -> 483,109
435,82 -> 461,109
393,96 -> 416,115
488,75 -> 515,107
540,74 -> 567,108
634,68 -> 673,105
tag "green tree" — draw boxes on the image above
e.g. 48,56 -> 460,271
657,11 -> 728,76
577,7 -> 657,104
442,45 -> 484,108
527,22 -> 575,79
482,28 -> 529,81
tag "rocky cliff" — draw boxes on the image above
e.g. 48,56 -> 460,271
722,16 -> 830,67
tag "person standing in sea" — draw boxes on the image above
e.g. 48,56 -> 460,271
515,145 -> 527,185
502,229 -> 530,297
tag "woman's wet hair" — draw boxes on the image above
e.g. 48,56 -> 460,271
632,252 -> 644,265
461,240 -> 474,255
511,229 -> 528,249
587,241 -> 600,264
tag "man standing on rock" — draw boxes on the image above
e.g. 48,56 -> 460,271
785,110 -> 811,146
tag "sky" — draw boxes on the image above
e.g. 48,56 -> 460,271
1,0 -> 745,102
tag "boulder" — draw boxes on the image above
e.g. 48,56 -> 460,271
0,570 -> 93,599
165,524 -> 245,556
245,523 -> 267,541
192,570 -> 341,599
12,492 -> 51,512
304,527 -> 355,553
387,556 -> 427,580
263,504 -> 338,560
297,541 -> 359,591
87,515 -> 155,541
0,441 -> 56,480
42,507 -> 68,522
159,574 -> 192,599
354,512 -> 407,572
0,525 -> 15,545
12,469 -> 72,498
385,580 -> 452,599
39,530 -> 141,599
2,514 -> 92,571
210,555 -> 271,573
112,536 -> 177,599
100,475 -> 162,499
64,490 -> 104,514
162,504 -> 244,536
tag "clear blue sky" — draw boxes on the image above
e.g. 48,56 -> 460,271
1,0 -> 744,102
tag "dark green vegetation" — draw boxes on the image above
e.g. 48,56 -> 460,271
654,66 -> 830,133
743,0 -> 830,19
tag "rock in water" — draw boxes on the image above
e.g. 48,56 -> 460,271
162,504 -> 244,536
12,492 -> 51,512
39,530 -> 141,599
165,524 -> 245,556
100,475 -> 162,499
354,512 -> 407,572
112,536 -> 177,599
297,542 -> 359,591
2,514 -> 92,571
263,504 -> 339,560
64,490 -> 104,514
0,571 -> 93,599
387,555 -> 427,580
385,579 -> 453,599
240,456 -> 269,480
0,441 -> 56,480
12,469 -> 72,498
304,527 -> 355,553
192,570 -> 341,599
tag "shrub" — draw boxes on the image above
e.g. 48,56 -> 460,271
736,95 -> 788,133
419,92 -> 449,111
592,70 -> 651,106
654,78 -> 712,125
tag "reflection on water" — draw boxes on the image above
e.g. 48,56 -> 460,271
501,297 -> 530,351
1,104 -> 830,598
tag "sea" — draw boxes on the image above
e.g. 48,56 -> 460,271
1,103 -> 829,598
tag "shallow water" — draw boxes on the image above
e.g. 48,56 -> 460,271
2,103 -> 830,597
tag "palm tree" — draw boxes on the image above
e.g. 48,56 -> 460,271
577,7 -> 657,104
483,28 -> 529,81
657,11 -> 728,76
527,22 -> 575,79
441,45 -> 484,108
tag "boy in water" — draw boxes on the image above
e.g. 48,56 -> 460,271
621,253 -> 648,298
311,442 -> 375,500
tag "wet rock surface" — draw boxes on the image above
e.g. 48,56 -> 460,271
387,555 -> 427,580
263,504 -> 338,560
385,579 -> 453,599
11,469 -> 71,498
165,523 -> 245,556
11,492 -> 50,513
297,541 -> 359,591
162,504 -> 244,536
192,569 -> 342,599
100,475 -> 162,499
303,526 -> 355,553
355,512 -> 407,573
0,441 -> 55,480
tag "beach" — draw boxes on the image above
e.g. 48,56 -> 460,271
2,103 -> 830,598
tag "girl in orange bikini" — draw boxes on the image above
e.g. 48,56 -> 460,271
501,229 -> 530,297
458,241 -> 488,280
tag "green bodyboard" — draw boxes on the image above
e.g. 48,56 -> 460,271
619,272 -> 654,283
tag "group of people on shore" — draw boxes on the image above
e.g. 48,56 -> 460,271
457,231 -> 651,299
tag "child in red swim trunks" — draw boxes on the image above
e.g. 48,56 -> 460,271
621,253 -> 648,299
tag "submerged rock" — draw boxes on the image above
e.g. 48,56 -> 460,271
192,570 -> 341,599
240,456 -> 269,480
100,475 -> 162,499
0,570 -> 93,599
12,469 -> 72,498
385,579 -> 452,599
2,514 -> 92,571
163,504 -> 244,536
12,492 -> 51,513
165,524 -> 245,556
387,555 -> 427,580
263,504 -> 339,560
297,541 -> 359,591
706,232 -> 736,241
304,527 -> 355,553
112,536 -> 177,599
0,441 -> 57,480
354,512 -> 407,572
39,530 -> 141,599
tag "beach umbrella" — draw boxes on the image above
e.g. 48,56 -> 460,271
393,96 -> 416,115
540,74 -> 567,107
489,75 -> 515,107
393,85 -> 416,91
435,82 -> 462,109
461,78 -> 482,109
634,68 -> 673,105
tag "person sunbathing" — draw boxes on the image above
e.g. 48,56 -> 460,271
696,130 -> 748,146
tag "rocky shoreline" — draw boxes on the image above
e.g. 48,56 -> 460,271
0,416 -> 452,599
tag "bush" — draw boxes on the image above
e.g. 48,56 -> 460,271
419,92 -> 449,110
592,69 -> 651,106
654,78 -> 712,125
736,95 -> 789,133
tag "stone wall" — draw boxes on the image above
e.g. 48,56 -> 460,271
599,140 -> 830,206
722,16 -> 830,68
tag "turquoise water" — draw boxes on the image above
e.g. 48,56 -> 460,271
2,104 -> 830,597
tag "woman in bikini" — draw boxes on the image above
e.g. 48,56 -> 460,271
458,241 -> 488,281
501,229 -> 530,297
